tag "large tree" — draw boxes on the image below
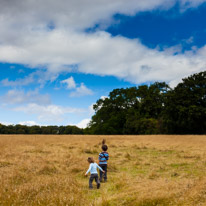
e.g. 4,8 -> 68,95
87,71 -> 206,134
87,82 -> 169,134
163,71 -> 206,134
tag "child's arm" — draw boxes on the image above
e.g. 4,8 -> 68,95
85,164 -> 91,176
96,163 -> 105,173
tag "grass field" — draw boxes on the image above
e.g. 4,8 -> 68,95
1,135 -> 206,206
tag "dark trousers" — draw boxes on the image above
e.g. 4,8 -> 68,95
99,164 -> 107,182
89,174 -> 100,189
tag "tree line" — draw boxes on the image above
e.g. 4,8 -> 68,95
0,124 -> 83,134
85,71 -> 206,134
0,71 -> 205,135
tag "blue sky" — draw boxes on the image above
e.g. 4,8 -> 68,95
0,0 -> 206,128
107,3 -> 206,50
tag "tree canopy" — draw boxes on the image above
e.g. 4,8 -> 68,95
86,71 -> 206,134
163,71 -> 206,134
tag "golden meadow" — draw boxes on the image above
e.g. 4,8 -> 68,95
1,135 -> 206,206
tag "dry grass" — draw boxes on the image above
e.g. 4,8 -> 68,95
0,135 -> 206,205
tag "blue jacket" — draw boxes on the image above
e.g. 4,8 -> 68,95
99,152 -> 109,165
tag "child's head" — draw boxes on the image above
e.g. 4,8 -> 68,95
87,157 -> 94,163
102,144 -> 108,151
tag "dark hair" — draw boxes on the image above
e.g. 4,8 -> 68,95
102,144 -> 108,151
87,157 -> 94,163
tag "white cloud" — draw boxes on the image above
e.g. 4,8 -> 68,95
0,0 -> 206,87
0,0 -> 174,32
1,75 -> 35,87
0,121 -> 13,126
61,76 -> 93,96
1,70 -> 59,88
89,103 -> 95,115
87,96 -> 107,115
19,121 -> 39,126
100,96 -> 108,100
0,0 -> 204,33
180,0 -> 206,10
0,29 -> 205,87
0,89 -> 51,105
1,120 -> 45,126
184,36 -> 194,44
61,76 -> 76,89
76,118 -> 91,128
69,83 -> 93,97
14,103 -> 86,122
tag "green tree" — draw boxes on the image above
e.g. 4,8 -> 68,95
163,71 -> 206,134
124,82 -> 169,134
28,125 -> 42,134
64,125 -> 83,134
14,124 -> 28,134
87,82 -> 169,134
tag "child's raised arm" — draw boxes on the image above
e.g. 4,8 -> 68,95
85,164 -> 92,176
96,163 -> 105,173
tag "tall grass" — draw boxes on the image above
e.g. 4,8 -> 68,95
0,135 -> 206,205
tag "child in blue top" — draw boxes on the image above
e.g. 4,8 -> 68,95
99,144 -> 109,182
85,157 -> 105,189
